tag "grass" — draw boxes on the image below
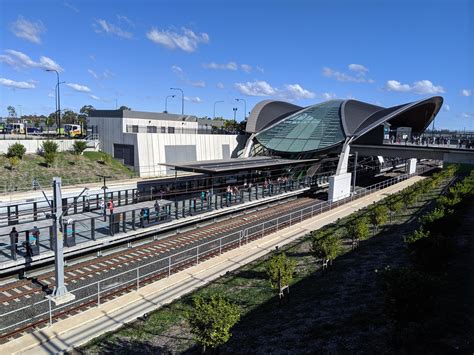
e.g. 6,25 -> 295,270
0,151 -> 136,193
77,176 -> 454,354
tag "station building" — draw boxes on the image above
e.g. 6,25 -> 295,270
87,110 -> 243,177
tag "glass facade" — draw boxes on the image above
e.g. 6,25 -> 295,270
255,100 -> 346,154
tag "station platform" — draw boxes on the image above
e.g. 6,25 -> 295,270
0,183 -> 310,273
0,175 -> 425,354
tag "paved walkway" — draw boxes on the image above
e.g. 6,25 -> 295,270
0,175 -> 424,355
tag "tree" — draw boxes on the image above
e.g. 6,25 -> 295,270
265,252 -> 296,303
8,156 -> 20,171
187,294 -> 240,353
62,110 -> 78,124
347,216 -> 370,244
7,105 -> 17,118
45,114 -> 55,133
371,204 -> 389,235
310,231 -> 341,268
78,105 -> 95,127
223,120 -> 238,133
119,105 -> 131,110
72,140 -> 88,155
388,198 -> 404,222
42,140 -> 59,167
7,143 -> 26,160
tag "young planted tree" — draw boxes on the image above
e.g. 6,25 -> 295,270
42,140 -> 59,167
8,156 -> 20,170
310,231 -> 341,269
347,215 -> 370,246
187,294 -> 240,353
371,204 -> 389,235
7,142 -> 26,160
265,252 -> 297,303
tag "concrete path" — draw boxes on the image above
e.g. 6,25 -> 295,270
0,175 -> 423,355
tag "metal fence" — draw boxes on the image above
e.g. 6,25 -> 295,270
0,168 -> 433,338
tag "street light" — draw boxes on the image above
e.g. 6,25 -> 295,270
97,174 -> 111,221
213,100 -> 224,119
46,69 -> 62,136
165,95 -> 175,113
235,98 -> 247,121
170,87 -> 184,115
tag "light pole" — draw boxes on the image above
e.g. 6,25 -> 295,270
97,174 -> 111,221
213,100 -> 224,119
165,95 -> 175,113
233,107 -> 238,121
46,69 -> 61,136
170,87 -> 184,115
235,98 -> 247,121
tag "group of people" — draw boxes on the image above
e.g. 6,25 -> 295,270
9,225 -> 40,256
390,135 -> 474,148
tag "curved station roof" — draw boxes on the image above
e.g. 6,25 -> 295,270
246,96 -> 443,155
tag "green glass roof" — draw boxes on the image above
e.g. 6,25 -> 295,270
255,100 -> 346,153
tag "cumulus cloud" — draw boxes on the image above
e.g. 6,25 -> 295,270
203,61 -> 237,70
323,64 -> 374,83
461,89 -> 472,97
0,77 -> 36,89
66,83 -> 91,93
94,19 -> 133,39
235,80 -> 315,100
322,92 -> 337,100
385,79 -> 445,94
234,80 -> 277,97
216,82 -> 224,89
10,16 -> 45,44
147,27 -> 209,52
184,96 -> 203,103
0,49 -> 63,72
283,84 -> 315,99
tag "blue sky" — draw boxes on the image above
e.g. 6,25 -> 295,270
0,0 -> 473,129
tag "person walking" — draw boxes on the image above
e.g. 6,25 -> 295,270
10,227 -> 19,253
107,199 -> 114,215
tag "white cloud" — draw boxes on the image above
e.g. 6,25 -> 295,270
385,79 -> 445,94
256,66 -> 265,74
10,16 -> 45,44
117,15 -> 134,26
147,27 -> 209,52
461,112 -> 474,118
66,83 -> 91,93
171,65 -> 184,75
184,96 -> 203,103
89,94 -> 101,100
322,92 -> 337,100
323,64 -> 374,83
235,80 -> 277,97
283,84 -> 315,99
94,19 -> 132,39
0,77 -> 36,89
216,82 -> 224,89
241,64 -> 252,73
444,104 -> 450,112
64,2 -> 79,12
88,69 -> 99,79
203,61 -> 237,70
190,80 -> 205,88
348,64 -> 369,74
461,89 -> 472,97
0,49 -> 63,72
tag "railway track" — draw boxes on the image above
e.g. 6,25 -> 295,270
0,197 -> 316,342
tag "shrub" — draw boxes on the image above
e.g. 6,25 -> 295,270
187,294 -> 240,353
8,156 -> 20,170
7,143 -> 26,159
371,204 -> 389,234
347,215 -> 370,242
265,252 -> 297,290
42,140 -> 59,167
72,140 -> 88,155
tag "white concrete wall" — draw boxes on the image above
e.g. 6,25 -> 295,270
135,133 -> 240,177
0,139 -> 97,154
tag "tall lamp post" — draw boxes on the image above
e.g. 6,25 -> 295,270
235,98 -> 247,121
213,100 -> 224,119
165,95 -> 175,113
46,69 -> 62,136
170,87 -> 184,115
97,174 -> 111,221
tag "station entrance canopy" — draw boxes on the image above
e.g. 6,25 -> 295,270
160,156 -> 320,175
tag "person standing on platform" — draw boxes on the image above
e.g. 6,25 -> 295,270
107,199 -> 114,215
